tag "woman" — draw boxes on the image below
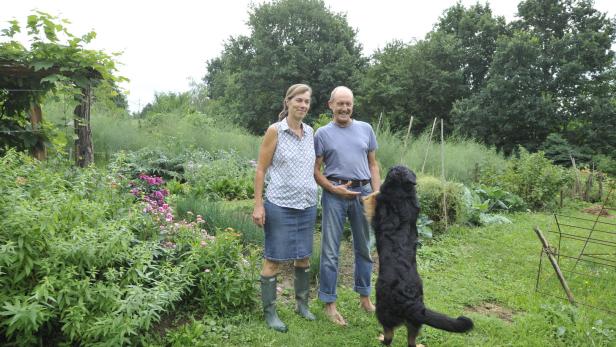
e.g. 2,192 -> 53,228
252,84 -> 318,332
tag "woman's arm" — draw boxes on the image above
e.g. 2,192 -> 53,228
252,125 -> 278,227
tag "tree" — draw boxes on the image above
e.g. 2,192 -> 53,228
357,34 -> 467,133
356,3 -> 507,133
453,0 -> 616,155
435,2 -> 509,91
452,31 -> 555,153
204,0 -> 366,133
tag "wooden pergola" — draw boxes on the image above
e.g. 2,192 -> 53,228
0,60 -> 101,167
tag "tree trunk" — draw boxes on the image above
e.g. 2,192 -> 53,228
74,85 -> 93,167
29,103 -> 46,160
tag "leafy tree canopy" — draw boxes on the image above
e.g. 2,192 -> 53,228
453,0 -> 615,155
356,2 -> 507,133
204,0 -> 366,133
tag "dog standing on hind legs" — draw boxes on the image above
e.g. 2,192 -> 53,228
364,165 -> 473,346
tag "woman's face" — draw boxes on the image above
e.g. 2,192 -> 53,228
287,91 -> 311,120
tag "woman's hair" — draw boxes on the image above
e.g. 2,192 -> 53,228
278,83 -> 312,121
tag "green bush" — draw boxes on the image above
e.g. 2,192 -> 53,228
110,148 -> 190,181
416,175 -> 465,233
484,148 -> 572,210
594,154 -> 616,177
185,150 -> 255,201
191,231 -> 259,315
0,150 -> 194,345
0,150 -> 258,345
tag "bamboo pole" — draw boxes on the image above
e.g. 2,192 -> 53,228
570,155 -> 581,198
534,226 -> 575,305
420,118 -> 438,174
400,116 -> 414,163
376,111 -> 383,135
440,119 -> 448,230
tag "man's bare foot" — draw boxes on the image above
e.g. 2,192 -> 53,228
359,295 -> 375,312
324,302 -> 347,326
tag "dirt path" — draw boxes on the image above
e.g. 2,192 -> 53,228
275,233 -> 379,304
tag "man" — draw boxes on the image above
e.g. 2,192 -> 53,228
314,86 -> 381,326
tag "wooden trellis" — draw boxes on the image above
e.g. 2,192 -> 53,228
534,185 -> 616,314
0,61 -> 100,166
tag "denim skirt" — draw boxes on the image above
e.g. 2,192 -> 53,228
264,200 -> 317,261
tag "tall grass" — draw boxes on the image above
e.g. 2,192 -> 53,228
43,97 -> 261,162
43,92 -> 505,184
376,125 -> 507,183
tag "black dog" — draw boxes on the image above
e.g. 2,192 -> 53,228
372,166 -> 473,347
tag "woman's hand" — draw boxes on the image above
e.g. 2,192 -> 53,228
252,205 -> 266,227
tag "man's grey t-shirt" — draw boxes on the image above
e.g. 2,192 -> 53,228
314,120 -> 377,180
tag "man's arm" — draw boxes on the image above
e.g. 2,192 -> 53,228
368,150 -> 381,192
314,156 -> 360,198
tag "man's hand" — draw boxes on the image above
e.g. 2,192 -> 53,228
331,182 -> 361,199
252,205 -> 265,227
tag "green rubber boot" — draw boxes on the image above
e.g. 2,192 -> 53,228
294,267 -> 316,320
260,275 -> 288,332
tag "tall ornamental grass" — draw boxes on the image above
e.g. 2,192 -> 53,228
376,125 -> 507,184
43,97 -> 261,162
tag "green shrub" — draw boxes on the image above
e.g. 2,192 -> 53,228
191,231 -> 259,315
0,150 -> 196,345
185,150 -> 255,201
485,148 -> 572,210
110,148 -> 196,181
0,150 -> 258,345
416,175 -> 465,233
594,154 -> 616,177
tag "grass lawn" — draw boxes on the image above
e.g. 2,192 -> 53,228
151,206 -> 616,346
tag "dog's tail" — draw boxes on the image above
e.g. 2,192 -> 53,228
413,307 -> 473,333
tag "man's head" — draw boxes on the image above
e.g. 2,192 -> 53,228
328,86 -> 353,126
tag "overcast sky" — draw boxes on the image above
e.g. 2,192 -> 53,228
2,0 -> 615,112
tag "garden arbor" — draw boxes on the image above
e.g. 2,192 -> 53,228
0,12 -> 124,167
0,61 -> 100,166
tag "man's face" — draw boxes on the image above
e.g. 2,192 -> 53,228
328,90 -> 353,125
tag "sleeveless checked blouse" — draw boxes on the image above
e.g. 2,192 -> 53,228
265,117 -> 318,209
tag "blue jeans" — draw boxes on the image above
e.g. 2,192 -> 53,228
318,182 -> 373,303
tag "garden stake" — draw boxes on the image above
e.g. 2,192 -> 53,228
534,227 -> 575,305
376,111 -> 383,135
400,115 -> 414,163
440,119 -> 447,230
420,117 -> 438,174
